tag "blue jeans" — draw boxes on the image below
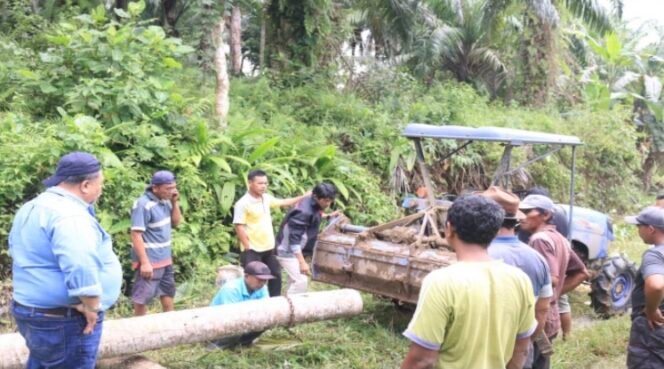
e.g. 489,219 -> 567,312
12,302 -> 104,369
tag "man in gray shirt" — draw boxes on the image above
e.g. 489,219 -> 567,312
625,206 -> 664,369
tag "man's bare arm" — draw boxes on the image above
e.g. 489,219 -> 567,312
401,343 -> 438,369
234,224 -> 251,251
506,337 -> 530,369
534,296 -> 551,335
560,269 -> 589,295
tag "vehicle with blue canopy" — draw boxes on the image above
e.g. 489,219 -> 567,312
312,123 -> 635,317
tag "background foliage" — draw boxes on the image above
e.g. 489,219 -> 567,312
0,0 -> 659,284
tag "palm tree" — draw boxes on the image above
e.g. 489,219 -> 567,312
409,0 -> 506,95
480,0 -> 621,105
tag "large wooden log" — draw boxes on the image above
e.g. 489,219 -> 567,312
0,289 -> 363,369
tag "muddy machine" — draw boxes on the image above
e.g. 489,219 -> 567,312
312,123 -> 635,315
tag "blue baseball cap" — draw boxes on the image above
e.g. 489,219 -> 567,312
149,170 -> 176,188
625,206 -> 664,229
43,152 -> 101,187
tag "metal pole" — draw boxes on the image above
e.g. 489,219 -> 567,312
492,145 -> 513,188
414,138 -> 436,207
567,146 -> 577,241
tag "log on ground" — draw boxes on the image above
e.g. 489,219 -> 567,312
0,289 -> 363,369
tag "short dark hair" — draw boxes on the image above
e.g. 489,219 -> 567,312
501,218 -> 519,230
62,172 -> 100,185
447,195 -> 504,246
248,169 -> 267,181
657,193 -> 664,200
313,182 -> 337,200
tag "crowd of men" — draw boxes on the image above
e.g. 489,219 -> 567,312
7,151 -> 664,369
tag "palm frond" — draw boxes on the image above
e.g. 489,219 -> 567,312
528,0 -> 559,26
564,0 -> 613,35
608,0 -> 623,19
644,75 -> 663,102
480,0 -> 513,31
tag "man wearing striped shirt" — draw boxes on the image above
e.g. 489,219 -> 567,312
130,170 -> 183,316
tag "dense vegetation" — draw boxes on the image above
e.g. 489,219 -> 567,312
1,0 -> 663,285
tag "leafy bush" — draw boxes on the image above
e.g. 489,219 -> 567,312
0,8 -> 396,280
0,3 -> 644,282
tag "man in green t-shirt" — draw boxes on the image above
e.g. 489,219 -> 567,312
402,195 -> 537,369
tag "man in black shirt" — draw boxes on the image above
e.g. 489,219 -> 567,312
625,206 -> 664,369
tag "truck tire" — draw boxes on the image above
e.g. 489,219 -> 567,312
590,254 -> 637,318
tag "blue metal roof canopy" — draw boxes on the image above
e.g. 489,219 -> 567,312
402,123 -> 583,241
402,123 -> 583,146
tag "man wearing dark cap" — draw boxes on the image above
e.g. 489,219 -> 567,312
519,194 -> 589,369
482,187 -> 553,369
208,261 -> 274,349
130,170 -> 183,316
625,206 -> 664,369
9,151 -> 122,369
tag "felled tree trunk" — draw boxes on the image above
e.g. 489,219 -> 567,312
230,5 -> 242,75
0,289 -> 363,369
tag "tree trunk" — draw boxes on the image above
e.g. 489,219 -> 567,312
213,15 -> 229,130
162,0 -> 179,36
259,5 -> 267,70
519,12 -> 556,106
0,290 -> 363,369
230,5 -> 242,75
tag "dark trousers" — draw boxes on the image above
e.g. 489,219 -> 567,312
530,335 -> 556,369
241,249 -> 281,297
627,315 -> 664,369
12,302 -> 104,369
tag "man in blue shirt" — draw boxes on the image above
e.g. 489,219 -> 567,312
9,152 -> 122,369
130,170 -> 182,316
208,261 -> 273,349
481,186 -> 553,369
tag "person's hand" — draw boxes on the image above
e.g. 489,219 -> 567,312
140,262 -> 154,279
171,188 -> 179,203
646,309 -> 664,330
328,210 -> 341,218
299,262 -> 311,275
73,304 -> 99,335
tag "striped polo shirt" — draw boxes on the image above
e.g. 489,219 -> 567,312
130,190 -> 173,269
